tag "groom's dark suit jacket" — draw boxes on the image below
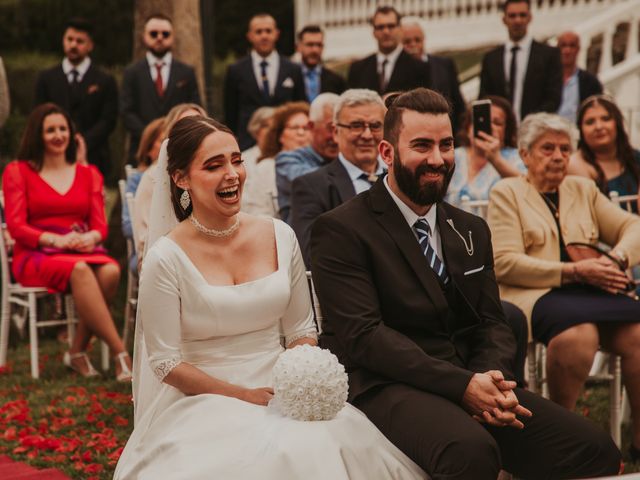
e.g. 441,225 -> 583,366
310,179 -> 516,405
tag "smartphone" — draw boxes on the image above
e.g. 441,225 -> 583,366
472,99 -> 492,138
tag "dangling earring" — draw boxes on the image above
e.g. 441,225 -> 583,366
180,190 -> 191,210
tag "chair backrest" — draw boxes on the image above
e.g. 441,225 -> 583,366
306,271 -> 323,334
124,164 -> 137,181
0,191 -> 15,290
126,192 -> 137,251
609,190 -> 640,213
460,195 -> 490,219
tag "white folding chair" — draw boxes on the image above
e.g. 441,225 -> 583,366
306,271 -> 323,334
118,180 -> 139,349
527,341 -> 623,447
460,195 -> 489,220
0,192 -> 108,378
124,164 -> 138,181
609,190 -> 640,213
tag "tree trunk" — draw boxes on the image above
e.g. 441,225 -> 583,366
133,0 -> 205,105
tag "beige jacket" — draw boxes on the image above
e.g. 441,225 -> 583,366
487,175 -> 640,337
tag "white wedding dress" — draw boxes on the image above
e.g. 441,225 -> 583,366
114,219 -> 427,479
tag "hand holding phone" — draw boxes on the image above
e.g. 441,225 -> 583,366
472,100 -> 492,139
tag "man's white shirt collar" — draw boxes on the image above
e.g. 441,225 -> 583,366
338,153 -> 386,181
377,44 -> 403,66
62,57 -> 91,81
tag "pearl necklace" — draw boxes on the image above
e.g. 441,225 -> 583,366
188,214 -> 240,237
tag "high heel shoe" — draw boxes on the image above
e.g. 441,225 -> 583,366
63,351 -> 99,378
115,351 -> 133,382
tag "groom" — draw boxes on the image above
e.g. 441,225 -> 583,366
310,88 -> 620,479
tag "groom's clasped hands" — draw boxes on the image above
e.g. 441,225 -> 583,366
463,370 -> 533,429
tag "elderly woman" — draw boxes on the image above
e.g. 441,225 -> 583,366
488,112 -> 640,462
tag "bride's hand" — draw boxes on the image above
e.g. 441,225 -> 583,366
241,387 -> 274,406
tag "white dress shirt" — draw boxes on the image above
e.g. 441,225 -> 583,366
383,175 -> 443,259
503,34 -> 532,122
251,50 -> 279,96
146,51 -> 172,90
62,57 -> 91,83
376,44 -> 403,88
338,154 -> 387,195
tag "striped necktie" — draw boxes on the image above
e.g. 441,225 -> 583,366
414,218 -> 449,285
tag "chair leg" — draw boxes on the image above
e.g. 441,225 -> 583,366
28,293 -> 39,379
540,344 -> 549,399
0,289 -> 11,366
101,341 -> 109,372
609,355 -> 622,448
122,272 -> 133,348
526,342 -> 538,394
64,295 -> 76,348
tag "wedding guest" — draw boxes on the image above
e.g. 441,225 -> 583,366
241,106 -> 275,180
121,117 -> 165,273
311,89 -> 621,479
447,95 -> 525,206
34,17 -> 118,177
133,103 -> 205,261
243,101 -> 311,218
120,13 -> 201,161
2,103 -> 131,380
276,92 -> 339,223
569,95 -> 640,212
113,114 -> 426,479
488,112 -> 640,463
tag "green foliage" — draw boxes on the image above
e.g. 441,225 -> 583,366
0,0 -> 133,66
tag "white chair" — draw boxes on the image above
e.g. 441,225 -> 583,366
460,195 -> 489,219
0,192 -> 108,378
118,180 -> 139,349
609,190 -> 640,213
306,271 -> 323,334
124,164 -> 137,181
527,341 -> 623,446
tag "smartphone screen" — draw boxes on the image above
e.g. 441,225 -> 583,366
472,99 -> 492,138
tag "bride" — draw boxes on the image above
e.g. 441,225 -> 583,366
114,115 -> 426,479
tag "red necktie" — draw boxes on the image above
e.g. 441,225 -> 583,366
155,63 -> 165,98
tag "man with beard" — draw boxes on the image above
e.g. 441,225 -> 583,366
296,25 -> 345,102
120,13 -> 201,161
310,88 -> 621,480
35,18 -> 117,176
290,89 -> 386,265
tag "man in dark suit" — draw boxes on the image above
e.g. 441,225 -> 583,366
225,14 -> 306,151
400,16 -> 465,133
310,88 -> 620,479
348,6 -> 430,96
296,25 -> 346,102
557,31 -> 603,122
120,13 -> 201,160
290,89 -> 386,265
479,0 -> 562,121
34,18 -> 117,176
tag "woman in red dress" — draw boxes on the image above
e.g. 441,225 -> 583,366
2,103 -> 131,380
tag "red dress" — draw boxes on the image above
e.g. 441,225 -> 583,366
2,160 -> 118,292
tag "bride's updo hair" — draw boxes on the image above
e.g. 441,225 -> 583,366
167,115 -> 235,221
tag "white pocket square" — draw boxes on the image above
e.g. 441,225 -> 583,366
281,77 -> 294,88
463,265 -> 484,276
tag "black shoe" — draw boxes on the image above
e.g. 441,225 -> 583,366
630,444 -> 640,463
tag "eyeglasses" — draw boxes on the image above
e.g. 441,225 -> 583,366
336,121 -> 383,135
149,30 -> 171,39
373,23 -> 398,31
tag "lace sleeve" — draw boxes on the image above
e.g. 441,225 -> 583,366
285,328 -> 318,348
153,357 -> 181,381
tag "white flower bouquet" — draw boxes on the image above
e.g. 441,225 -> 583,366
271,344 -> 348,421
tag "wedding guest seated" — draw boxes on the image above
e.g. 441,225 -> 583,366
2,103 -> 131,380
447,95 -> 525,207
488,112 -> 640,463
311,89 -> 620,479
241,106 -> 275,179
243,101 -> 311,218
113,115 -> 426,479
133,102 -> 205,260
121,116 -> 165,274
569,94 -> 640,213
276,92 -> 339,223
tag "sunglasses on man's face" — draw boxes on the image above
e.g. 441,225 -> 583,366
149,30 -> 171,39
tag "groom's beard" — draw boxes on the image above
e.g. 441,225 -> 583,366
393,153 -> 455,206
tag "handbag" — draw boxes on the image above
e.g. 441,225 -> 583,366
565,242 -> 636,293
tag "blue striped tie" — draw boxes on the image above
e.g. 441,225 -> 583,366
414,219 -> 449,285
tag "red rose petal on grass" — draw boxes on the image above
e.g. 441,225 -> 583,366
81,450 -> 92,462
114,416 -> 128,426
13,446 -> 28,454
84,463 -> 103,474
0,365 -> 13,375
96,420 -> 106,429
3,426 -> 16,440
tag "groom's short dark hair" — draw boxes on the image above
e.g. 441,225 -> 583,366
383,88 -> 451,150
